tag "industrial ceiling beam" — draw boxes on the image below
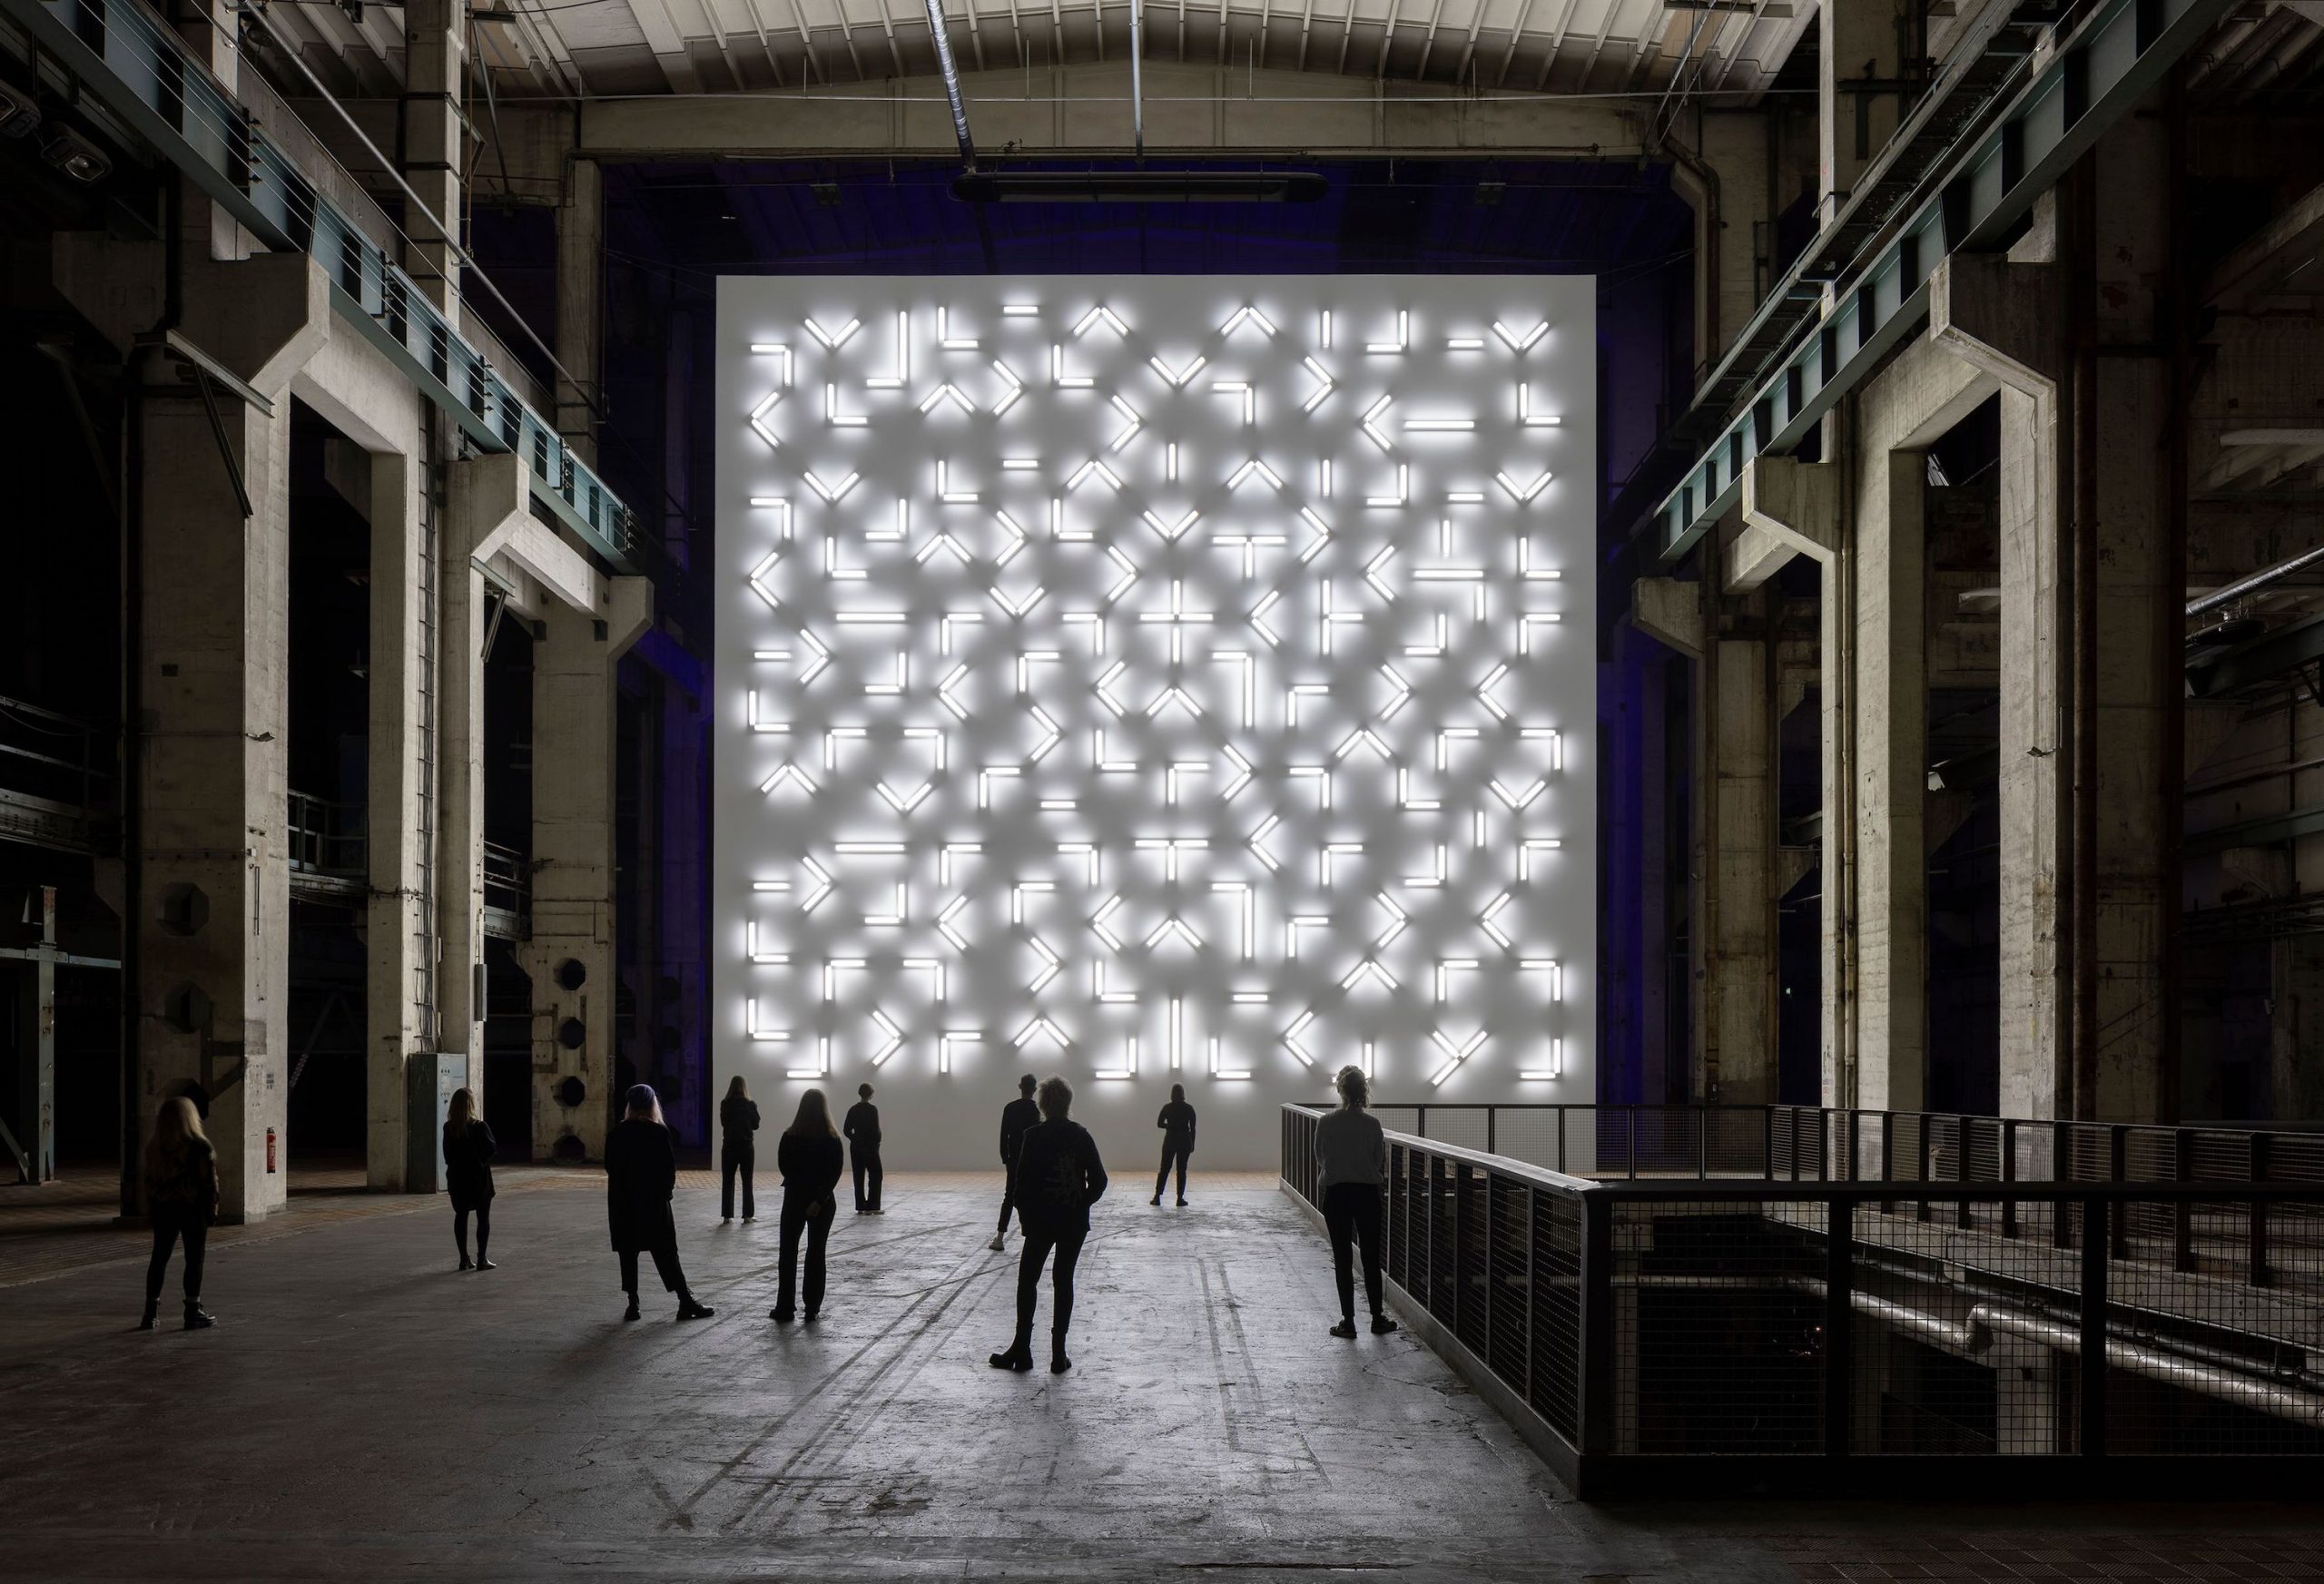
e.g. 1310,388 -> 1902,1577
1648,0 -> 2239,566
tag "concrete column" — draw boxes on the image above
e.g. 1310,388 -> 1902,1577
555,160 -> 604,467
1742,457 -> 1846,1105
1667,114 -> 1773,377
1818,1 -> 1908,225
1931,252 -> 2069,1120
364,448 -> 434,1189
1694,574 -> 1778,1107
2083,116 -> 2178,1123
520,584 -> 650,1161
1850,445 -> 1926,1112
438,455 -> 532,1098
402,0 -> 467,320
135,254 -> 330,1221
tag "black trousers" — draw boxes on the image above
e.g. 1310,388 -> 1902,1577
454,1202 -> 492,1259
721,1142 -> 755,1219
1155,1139 -> 1192,1201
996,1162 -> 1019,1235
1012,1222 -> 1088,1349
851,1146 -> 883,1212
776,1197 -> 834,1316
145,1209 -> 207,1302
618,1243 -> 687,1296
1323,1183 -> 1384,1319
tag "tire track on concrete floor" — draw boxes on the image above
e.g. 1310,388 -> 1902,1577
712,1232 -> 1018,1533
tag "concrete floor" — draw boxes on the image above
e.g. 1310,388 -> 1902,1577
2,1173 -> 2320,1582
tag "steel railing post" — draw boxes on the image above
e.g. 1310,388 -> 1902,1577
2081,1196 -> 2108,1457
1826,1195 -> 1855,1458
1578,1192 -> 1615,1461
2250,1134 -> 2270,1289
2172,1128 -> 2195,1274
2110,1126 -> 2130,1257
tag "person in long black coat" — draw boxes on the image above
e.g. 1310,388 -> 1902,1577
605,1084 -> 714,1323
443,1087 -> 497,1270
1152,1083 -> 1196,1207
771,1087 -> 844,1323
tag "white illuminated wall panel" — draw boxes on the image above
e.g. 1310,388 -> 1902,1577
714,276 -> 1594,1169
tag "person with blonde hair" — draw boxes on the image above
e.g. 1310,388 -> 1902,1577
719,1074 -> 760,1223
141,1096 -> 219,1331
771,1087 -> 843,1323
605,1084 -> 714,1323
442,1087 -> 497,1271
1315,1064 -> 1396,1339
989,1076 -> 1107,1374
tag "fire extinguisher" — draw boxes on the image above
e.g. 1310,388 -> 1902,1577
266,1127 -> 278,1174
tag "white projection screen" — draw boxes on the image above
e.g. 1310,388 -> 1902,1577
714,276 -> 1594,1170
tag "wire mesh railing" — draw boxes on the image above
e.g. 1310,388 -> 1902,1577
1281,1105 -> 2324,1497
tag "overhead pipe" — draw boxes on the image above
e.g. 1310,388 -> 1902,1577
1777,1277 -> 2324,1433
1129,0 -> 1145,161
2186,544 -> 2324,619
921,0 -> 975,169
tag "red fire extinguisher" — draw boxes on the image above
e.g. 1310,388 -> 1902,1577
266,1127 -> 278,1174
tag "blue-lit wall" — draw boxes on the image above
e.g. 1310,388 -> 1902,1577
481,157 -> 1699,1144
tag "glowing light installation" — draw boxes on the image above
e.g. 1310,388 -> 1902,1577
715,276 -> 1594,1166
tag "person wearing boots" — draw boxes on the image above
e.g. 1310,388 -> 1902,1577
989,1076 -> 1107,1375
140,1097 -> 218,1332
605,1084 -> 714,1323
843,1082 -> 883,1214
442,1087 -> 497,1271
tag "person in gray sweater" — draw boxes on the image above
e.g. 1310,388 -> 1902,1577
1314,1065 -> 1398,1339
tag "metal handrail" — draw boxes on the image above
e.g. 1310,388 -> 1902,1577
1279,1104 -> 2324,1497
1334,1101 -> 2313,1189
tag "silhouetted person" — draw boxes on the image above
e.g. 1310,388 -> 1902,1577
772,1087 -> 843,1323
1152,1083 -> 1196,1206
141,1096 -> 217,1332
606,1084 -> 713,1323
1316,1064 -> 1396,1339
443,1086 -> 497,1271
990,1073 -> 1040,1251
990,1076 -> 1107,1374
844,1082 -> 883,1214
719,1075 -> 760,1223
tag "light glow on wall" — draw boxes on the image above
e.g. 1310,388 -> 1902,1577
715,276 -> 1595,1167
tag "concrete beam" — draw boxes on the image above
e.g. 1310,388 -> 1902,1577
1738,454 -> 1842,581
1632,576 -> 1704,660
179,253 -> 333,400
1929,254 -> 2063,398
420,66 -> 1651,202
